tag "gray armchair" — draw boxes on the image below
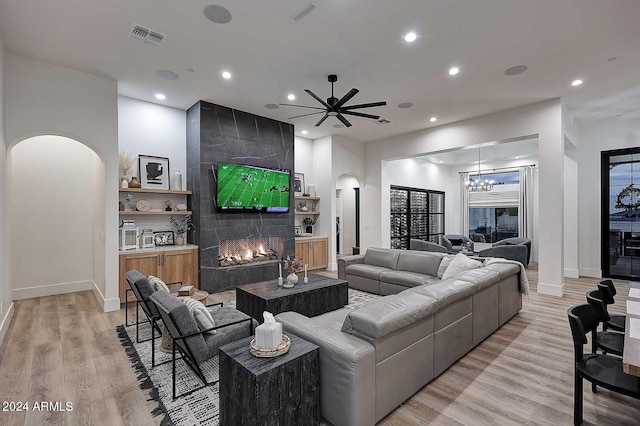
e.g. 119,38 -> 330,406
441,234 -> 473,253
493,237 -> 531,266
469,233 -> 486,243
478,244 -> 529,267
409,239 -> 448,253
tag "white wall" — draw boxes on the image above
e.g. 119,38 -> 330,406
4,54 -> 119,311
118,96 -> 188,232
577,118 -> 640,277
0,35 -> 13,345
9,136 -> 100,299
564,144 -> 579,278
364,99 -> 565,295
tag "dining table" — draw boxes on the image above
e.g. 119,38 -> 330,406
623,281 -> 640,377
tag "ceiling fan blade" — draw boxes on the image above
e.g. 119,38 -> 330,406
288,111 -> 325,119
278,103 -> 326,110
333,88 -> 359,109
305,89 -> 331,109
341,110 -> 380,120
336,114 -> 352,128
341,101 -> 387,110
315,114 -> 329,127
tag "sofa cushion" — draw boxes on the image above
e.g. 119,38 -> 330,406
453,268 -> 501,291
345,263 -> 392,280
379,270 -> 437,288
441,253 -> 483,280
363,247 -> 400,270
183,298 -> 216,334
436,255 -> 455,279
396,251 -> 443,277
148,275 -> 170,293
341,293 -> 438,343
481,262 -> 521,280
404,279 -> 476,311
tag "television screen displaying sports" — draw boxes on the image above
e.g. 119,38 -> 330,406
216,162 -> 290,212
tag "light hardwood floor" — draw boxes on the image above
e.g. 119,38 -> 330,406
0,267 -> 638,425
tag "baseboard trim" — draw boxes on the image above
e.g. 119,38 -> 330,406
13,280 -> 93,300
579,268 -> 602,278
0,302 -> 15,346
91,282 -> 120,313
537,281 -> 565,297
327,262 -> 337,272
564,268 -> 579,279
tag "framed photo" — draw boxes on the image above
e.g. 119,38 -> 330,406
139,155 -> 170,190
153,231 -> 175,246
294,226 -> 302,235
293,173 -> 305,196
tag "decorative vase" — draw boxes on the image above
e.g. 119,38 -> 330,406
121,175 -> 129,188
284,272 -> 298,288
175,234 -> 185,246
174,171 -> 183,191
128,176 -> 141,188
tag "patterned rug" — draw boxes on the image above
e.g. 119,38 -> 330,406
117,288 -> 380,425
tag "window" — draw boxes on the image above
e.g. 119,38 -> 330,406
468,171 -> 519,243
390,186 -> 444,249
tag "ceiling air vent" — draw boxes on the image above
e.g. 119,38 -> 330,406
129,24 -> 166,46
292,3 -> 317,22
376,118 -> 391,124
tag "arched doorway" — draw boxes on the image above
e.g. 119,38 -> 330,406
8,135 -> 106,300
336,174 -> 360,256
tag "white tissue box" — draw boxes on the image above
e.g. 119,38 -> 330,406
255,322 -> 282,350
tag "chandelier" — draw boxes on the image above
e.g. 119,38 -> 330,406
465,147 -> 494,192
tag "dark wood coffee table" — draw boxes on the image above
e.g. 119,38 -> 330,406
235,273 -> 348,322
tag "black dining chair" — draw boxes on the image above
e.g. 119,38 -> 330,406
597,280 -> 626,332
585,290 -> 624,357
567,304 -> 640,425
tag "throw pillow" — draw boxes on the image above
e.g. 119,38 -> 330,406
437,255 -> 455,279
148,275 -> 170,293
183,298 -> 216,334
441,253 -> 483,280
449,238 -> 463,246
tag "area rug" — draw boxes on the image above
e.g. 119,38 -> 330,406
117,288 -> 380,425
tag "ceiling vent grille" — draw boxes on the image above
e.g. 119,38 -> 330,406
129,24 -> 166,46
376,118 -> 391,124
292,3 -> 317,22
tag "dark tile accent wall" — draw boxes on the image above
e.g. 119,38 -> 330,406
186,101 -> 295,293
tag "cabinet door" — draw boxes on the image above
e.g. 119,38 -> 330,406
120,253 -> 161,302
310,239 -> 328,269
162,250 -> 197,287
295,240 -> 310,266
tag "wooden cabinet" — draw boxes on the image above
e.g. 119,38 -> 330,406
119,245 -> 199,303
295,237 -> 328,271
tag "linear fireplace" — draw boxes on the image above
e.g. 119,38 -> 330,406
218,237 -> 283,268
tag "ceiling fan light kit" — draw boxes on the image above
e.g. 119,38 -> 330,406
280,74 -> 387,127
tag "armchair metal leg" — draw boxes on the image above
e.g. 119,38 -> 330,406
172,344 -> 177,400
135,301 -> 140,343
151,318 -> 156,367
574,369 -> 583,426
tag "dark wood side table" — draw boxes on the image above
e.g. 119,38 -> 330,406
235,273 -> 348,322
219,333 -> 320,425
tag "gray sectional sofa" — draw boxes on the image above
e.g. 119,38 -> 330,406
276,247 -> 523,426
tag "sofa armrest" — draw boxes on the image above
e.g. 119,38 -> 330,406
276,311 -> 376,426
338,254 -> 365,279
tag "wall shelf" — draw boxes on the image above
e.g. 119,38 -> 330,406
119,211 -> 192,216
119,188 -> 192,195
295,196 -> 320,201
295,212 -> 320,215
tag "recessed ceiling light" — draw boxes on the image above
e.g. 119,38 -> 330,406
287,94 -> 296,101
504,65 -> 528,76
264,103 -> 279,109
157,70 -> 179,80
404,32 -> 417,43
608,57 -> 618,62
398,102 -> 413,109
430,117 -> 437,122
515,156 -> 520,159
221,71 -> 232,79
301,130 -> 308,135
439,161 -> 444,164
448,67 -> 460,76
203,5 -> 232,24
185,68 -> 195,72
571,79 -> 583,87
155,93 -> 166,100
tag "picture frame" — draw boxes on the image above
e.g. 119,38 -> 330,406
294,226 -> 302,235
153,231 -> 175,246
293,173 -> 305,196
139,155 -> 170,190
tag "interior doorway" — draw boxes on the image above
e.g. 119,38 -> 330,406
336,174 -> 360,256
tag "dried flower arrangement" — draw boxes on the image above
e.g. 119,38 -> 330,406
119,150 -> 135,175
169,215 -> 194,235
284,255 -> 304,274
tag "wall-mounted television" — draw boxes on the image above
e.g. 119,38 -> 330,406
216,162 -> 290,212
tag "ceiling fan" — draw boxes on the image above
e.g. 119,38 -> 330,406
280,74 -> 387,127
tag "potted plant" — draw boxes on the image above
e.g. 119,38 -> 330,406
118,150 -> 135,187
302,216 -> 317,234
169,215 -> 194,246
